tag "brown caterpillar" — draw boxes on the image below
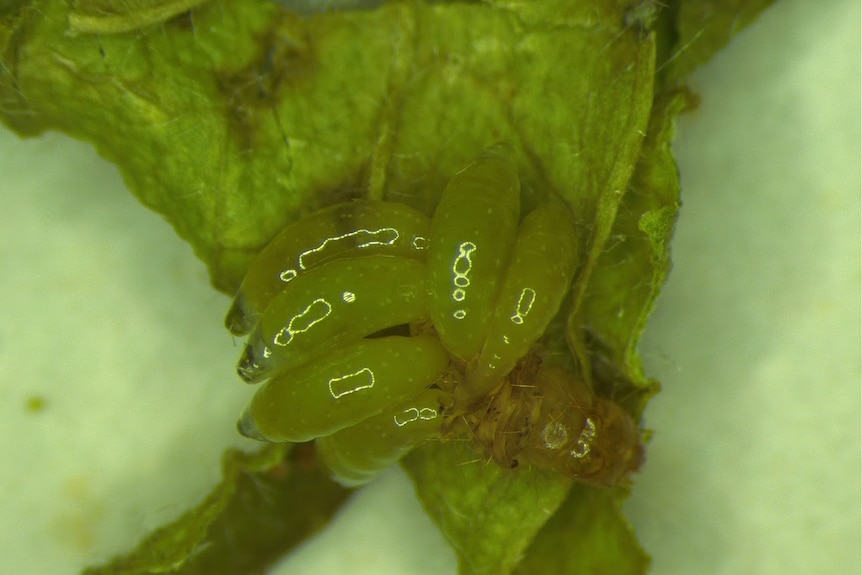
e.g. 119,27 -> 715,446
442,352 -> 644,487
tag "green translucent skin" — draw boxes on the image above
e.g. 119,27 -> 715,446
427,144 -> 520,360
237,254 -> 428,384
226,201 -> 431,335
240,336 -> 450,443
315,389 -> 446,486
464,202 -> 579,399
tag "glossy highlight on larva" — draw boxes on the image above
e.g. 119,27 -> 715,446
226,144 -> 644,487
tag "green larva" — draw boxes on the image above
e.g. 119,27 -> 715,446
226,201 -> 431,336
238,336 -> 449,443
463,200 -> 579,401
427,143 -> 520,362
236,254 -> 429,384
315,389 -> 447,486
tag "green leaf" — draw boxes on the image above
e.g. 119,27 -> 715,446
2,0 -> 291,293
1,0 -> 657,294
403,442 -> 573,575
513,484 -> 649,575
68,0 -> 212,34
82,444 -> 351,575
571,89 -> 694,417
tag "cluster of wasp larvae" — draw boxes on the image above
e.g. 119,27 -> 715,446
225,145 -> 643,487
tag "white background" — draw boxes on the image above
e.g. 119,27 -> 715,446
0,0 -> 858,573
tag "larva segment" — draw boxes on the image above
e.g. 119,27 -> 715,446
226,201 -> 431,336
464,201 -> 580,399
238,336 -> 449,443
315,389 -> 446,486
237,255 -> 428,384
427,144 -> 521,361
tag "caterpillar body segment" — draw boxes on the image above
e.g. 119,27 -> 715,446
238,336 -> 449,443
427,144 -> 521,361
464,201 -> 580,400
226,201 -> 431,335
316,389 -> 447,486
237,254 -> 428,384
